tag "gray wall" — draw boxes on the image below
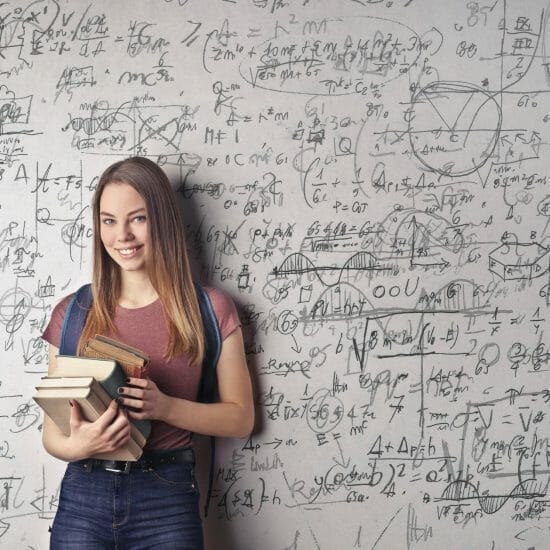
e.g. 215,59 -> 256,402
1,0 -> 549,548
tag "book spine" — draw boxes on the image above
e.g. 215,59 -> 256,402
125,364 -> 146,379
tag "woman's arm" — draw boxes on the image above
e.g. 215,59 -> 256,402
120,327 -> 255,438
42,345 -> 132,461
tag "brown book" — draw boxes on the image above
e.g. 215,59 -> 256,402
82,335 -> 149,379
33,381 -> 143,461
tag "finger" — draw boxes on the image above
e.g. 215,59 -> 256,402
110,413 -> 131,435
127,409 -> 147,421
103,424 -> 131,451
97,399 -> 119,427
111,406 -> 130,428
125,377 -> 148,388
104,412 -> 130,441
119,395 -> 145,411
118,386 -> 144,399
111,428 -> 131,448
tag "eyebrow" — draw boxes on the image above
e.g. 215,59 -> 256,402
99,208 -> 146,217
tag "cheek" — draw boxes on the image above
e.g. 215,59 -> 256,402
99,227 -> 113,248
139,226 -> 150,245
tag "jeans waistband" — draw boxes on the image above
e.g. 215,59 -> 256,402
75,447 -> 195,474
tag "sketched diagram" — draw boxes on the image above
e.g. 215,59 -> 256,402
442,395 -> 550,518
269,208 -> 465,312
301,277 -> 487,329
489,242 -> 550,280
271,207 -> 463,290
382,278 -> 488,346
272,251 -> 385,287
64,99 -> 198,156
0,86 -> 36,165
300,277 -> 489,350
376,208 -> 464,270
439,478 -> 547,515
307,282 -> 372,322
408,81 -> 502,177
0,92 -> 32,132
416,278 -> 487,311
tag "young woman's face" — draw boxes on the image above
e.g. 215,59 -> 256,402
99,182 -> 150,274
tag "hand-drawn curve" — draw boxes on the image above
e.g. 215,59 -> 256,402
440,478 -> 546,515
273,251 -> 385,287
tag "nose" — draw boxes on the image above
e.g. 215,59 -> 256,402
116,222 -> 135,242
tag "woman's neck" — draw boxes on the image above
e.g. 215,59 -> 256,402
118,272 -> 159,308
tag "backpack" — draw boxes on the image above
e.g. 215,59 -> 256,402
59,282 -> 221,516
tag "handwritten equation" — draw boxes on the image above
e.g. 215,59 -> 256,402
1,0 -> 550,548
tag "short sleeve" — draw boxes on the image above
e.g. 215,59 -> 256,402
41,294 -> 74,348
204,286 -> 241,340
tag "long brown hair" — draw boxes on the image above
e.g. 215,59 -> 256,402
79,156 -> 204,364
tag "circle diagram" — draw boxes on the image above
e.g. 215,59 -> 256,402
408,81 -> 502,177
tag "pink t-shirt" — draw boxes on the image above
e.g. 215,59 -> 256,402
42,286 -> 240,450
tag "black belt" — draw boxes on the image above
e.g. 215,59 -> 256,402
76,448 -> 195,474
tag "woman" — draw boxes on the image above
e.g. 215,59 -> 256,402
41,156 -> 254,549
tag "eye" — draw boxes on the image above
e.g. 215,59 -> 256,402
101,217 -> 115,225
132,215 -> 147,223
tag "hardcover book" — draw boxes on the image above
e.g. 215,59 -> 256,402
82,335 -> 149,379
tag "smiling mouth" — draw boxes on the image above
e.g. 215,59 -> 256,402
117,246 -> 142,257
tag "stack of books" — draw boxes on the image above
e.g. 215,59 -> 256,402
34,336 -> 150,461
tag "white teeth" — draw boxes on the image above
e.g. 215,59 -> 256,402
119,247 -> 138,255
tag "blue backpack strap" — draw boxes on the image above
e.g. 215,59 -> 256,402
59,284 -> 93,355
193,282 -> 222,517
195,282 -> 222,403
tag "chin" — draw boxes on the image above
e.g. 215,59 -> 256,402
121,263 -> 147,273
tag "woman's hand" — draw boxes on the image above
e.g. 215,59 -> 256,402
118,377 -> 169,421
114,327 -> 254,438
42,344 -> 132,462
68,399 -> 131,459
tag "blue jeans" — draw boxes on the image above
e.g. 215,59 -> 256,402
50,460 -> 204,549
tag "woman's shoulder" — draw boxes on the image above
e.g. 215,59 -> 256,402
51,292 -> 77,318
50,292 -> 76,324
201,285 -> 240,338
203,285 -> 235,308
42,291 -> 78,347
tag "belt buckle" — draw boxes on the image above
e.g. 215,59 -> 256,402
104,461 -> 132,474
